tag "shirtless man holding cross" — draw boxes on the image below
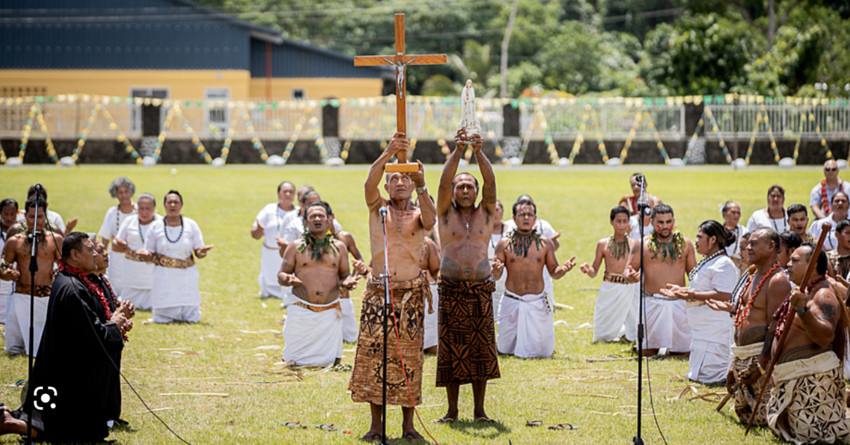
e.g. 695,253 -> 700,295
348,133 -> 436,442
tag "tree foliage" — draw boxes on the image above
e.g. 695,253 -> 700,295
194,0 -> 850,97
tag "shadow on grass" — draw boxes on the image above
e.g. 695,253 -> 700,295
443,418 -> 511,440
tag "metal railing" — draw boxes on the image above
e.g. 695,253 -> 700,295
1,96 -> 849,143
338,96 -> 504,140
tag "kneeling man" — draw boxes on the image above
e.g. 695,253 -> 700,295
279,202 -> 358,366
493,199 -> 575,358
765,243 -> 850,443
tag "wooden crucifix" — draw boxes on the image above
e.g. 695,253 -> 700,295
354,13 -> 447,172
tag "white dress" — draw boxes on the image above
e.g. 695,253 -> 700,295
629,214 -> 654,241
98,204 -> 138,296
144,217 -> 205,323
115,214 -> 162,310
746,209 -> 788,233
0,231 -> 10,324
686,254 -> 739,383
254,203 -> 297,299
487,226 -> 506,321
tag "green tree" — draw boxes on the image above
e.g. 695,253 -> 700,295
642,14 -> 756,95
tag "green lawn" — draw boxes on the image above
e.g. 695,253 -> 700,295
0,164 -> 821,444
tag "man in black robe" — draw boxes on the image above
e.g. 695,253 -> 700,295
0,232 -> 132,442
91,236 -> 134,427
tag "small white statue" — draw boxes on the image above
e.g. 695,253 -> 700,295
458,79 -> 480,136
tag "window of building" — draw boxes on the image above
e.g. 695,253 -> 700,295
292,88 -> 305,100
205,87 -> 230,133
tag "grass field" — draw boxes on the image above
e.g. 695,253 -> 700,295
0,164 -> 822,444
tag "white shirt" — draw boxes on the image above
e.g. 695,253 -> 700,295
279,211 -> 343,243
629,214 -> 654,241
689,255 -> 739,293
144,217 -> 204,259
98,204 -> 137,241
746,209 -> 788,233
116,214 -> 163,251
724,224 -> 748,259
254,203 -> 298,248
808,214 -> 849,251
810,180 -> 850,210
503,218 -> 556,238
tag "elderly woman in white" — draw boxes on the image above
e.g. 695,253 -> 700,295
137,190 -> 213,323
98,177 -> 137,296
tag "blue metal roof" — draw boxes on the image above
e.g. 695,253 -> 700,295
250,38 -> 390,79
0,0 -> 385,78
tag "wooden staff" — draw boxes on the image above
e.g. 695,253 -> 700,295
744,223 -> 831,435
715,382 -> 739,411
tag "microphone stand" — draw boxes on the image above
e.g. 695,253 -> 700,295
378,206 -> 390,445
633,178 -> 650,445
25,187 -> 43,444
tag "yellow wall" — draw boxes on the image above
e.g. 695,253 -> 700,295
0,70 -> 383,100
0,69 -> 251,99
249,77 -> 383,100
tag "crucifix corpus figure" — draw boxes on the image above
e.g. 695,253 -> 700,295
354,13 -> 447,173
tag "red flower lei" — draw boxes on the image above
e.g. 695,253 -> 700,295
734,262 -> 780,329
58,261 -> 113,320
821,179 -> 844,214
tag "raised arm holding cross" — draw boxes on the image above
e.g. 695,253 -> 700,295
354,13 -> 446,172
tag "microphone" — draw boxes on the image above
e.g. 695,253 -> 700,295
636,175 -> 651,215
32,183 -> 43,198
379,207 -> 388,217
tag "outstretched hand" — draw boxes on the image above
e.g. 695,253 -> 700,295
706,299 -> 733,313
64,217 -> 79,234
491,258 -> 505,277
555,256 -> 576,275
352,259 -> 369,276
341,274 -> 362,290
112,237 -> 128,253
251,221 -> 265,239
195,244 -> 214,258
659,283 -> 690,300
278,272 -> 303,287
579,262 -> 593,275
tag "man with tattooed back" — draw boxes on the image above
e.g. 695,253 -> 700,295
762,243 -> 850,443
